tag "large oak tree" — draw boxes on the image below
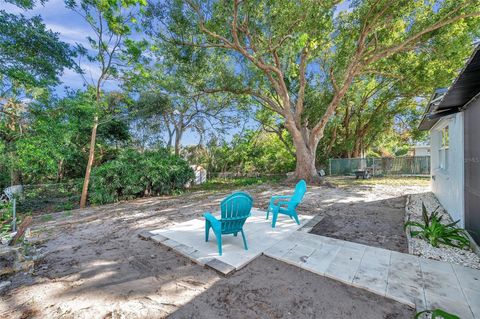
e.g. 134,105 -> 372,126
158,0 -> 480,182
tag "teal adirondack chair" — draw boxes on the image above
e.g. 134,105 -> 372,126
204,192 -> 253,256
267,180 -> 307,228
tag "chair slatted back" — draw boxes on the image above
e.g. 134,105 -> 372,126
220,192 -> 253,233
289,180 -> 307,209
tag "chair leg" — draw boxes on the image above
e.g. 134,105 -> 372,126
205,220 -> 210,242
216,232 -> 223,256
240,229 -> 248,250
272,210 -> 278,228
234,232 -> 238,237
292,212 -> 300,225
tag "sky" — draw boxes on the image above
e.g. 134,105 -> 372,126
1,0 -> 254,145
1,0 -> 352,145
1,0 -> 101,91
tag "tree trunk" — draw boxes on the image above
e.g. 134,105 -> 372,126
80,116 -> 98,209
293,145 -> 319,183
10,167 -> 23,186
174,128 -> 183,156
57,159 -> 64,182
166,132 -> 173,150
352,142 -> 361,158
287,124 -> 321,183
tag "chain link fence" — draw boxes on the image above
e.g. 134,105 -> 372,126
1,180 -> 83,216
328,156 -> 430,177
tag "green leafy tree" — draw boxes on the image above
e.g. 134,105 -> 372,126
0,10 -> 75,99
12,90 -> 130,184
66,0 -> 145,207
157,0 -> 480,182
0,3 -> 75,186
319,22 -> 478,161
129,15 -> 248,155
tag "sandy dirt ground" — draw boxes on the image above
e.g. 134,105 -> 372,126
0,179 -> 428,319
310,195 -> 408,252
169,256 -> 414,319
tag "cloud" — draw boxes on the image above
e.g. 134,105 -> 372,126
45,22 -> 92,47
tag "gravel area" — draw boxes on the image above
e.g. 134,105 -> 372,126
406,192 -> 480,270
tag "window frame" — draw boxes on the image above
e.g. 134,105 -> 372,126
438,125 -> 449,170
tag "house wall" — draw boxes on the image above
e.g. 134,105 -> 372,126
464,98 -> 480,243
414,146 -> 430,157
430,112 -> 465,227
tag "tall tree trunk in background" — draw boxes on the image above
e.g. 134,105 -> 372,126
293,143 -> 318,182
80,115 -> 98,208
174,127 -> 183,156
166,131 -> 173,149
286,119 -> 321,183
57,159 -> 64,182
10,167 -> 23,186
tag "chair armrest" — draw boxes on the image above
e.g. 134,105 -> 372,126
269,195 -> 292,205
204,212 -> 221,230
270,195 -> 292,200
276,201 -> 291,207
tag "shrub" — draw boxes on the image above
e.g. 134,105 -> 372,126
89,149 -> 194,205
0,201 -> 14,236
415,309 -> 460,319
405,203 -> 470,249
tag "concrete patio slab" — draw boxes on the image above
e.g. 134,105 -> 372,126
265,231 -> 480,318
148,209 -> 312,274
303,242 -> 341,275
453,263 -> 480,293
146,211 -> 480,317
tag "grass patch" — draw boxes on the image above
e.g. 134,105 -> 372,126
63,211 -> 73,218
326,176 -> 430,187
192,175 -> 284,192
40,214 -> 54,222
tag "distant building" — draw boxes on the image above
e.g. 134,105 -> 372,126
190,165 -> 207,185
418,45 -> 480,244
407,145 -> 430,157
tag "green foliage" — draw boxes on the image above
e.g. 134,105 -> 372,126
415,309 -> 460,319
0,201 -> 14,236
89,148 -> 194,204
41,214 -> 53,222
17,179 -> 82,214
155,0 -> 480,178
0,10 -> 75,97
183,130 -> 295,175
10,91 -> 130,184
195,176 -> 283,192
405,203 -> 470,249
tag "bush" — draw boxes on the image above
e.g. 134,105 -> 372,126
1,201 -> 14,236
89,149 -> 194,205
404,203 -> 470,249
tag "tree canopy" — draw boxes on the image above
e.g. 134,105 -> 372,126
155,0 -> 480,181
1,0 -> 480,206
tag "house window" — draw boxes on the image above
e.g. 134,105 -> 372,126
439,126 -> 449,170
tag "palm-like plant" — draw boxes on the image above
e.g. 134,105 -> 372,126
405,203 -> 470,249
415,309 -> 460,319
